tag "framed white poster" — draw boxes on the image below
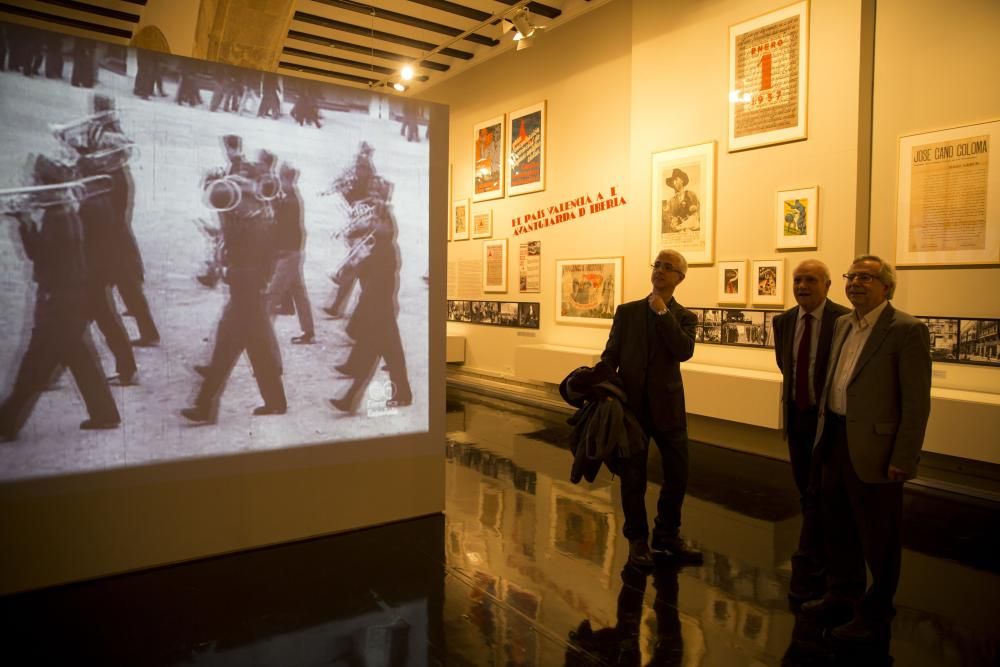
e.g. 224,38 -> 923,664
471,209 -> 493,239
507,101 -> 545,196
728,1 -> 809,152
718,260 -> 747,305
473,115 -> 504,202
895,119 -> 1000,266
482,239 -> 508,293
651,142 -> 715,265
775,186 -> 818,249
752,258 -> 785,306
554,257 -> 622,326
452,198 -> 469,241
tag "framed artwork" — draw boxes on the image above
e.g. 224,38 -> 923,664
507,101 -> 546,196
690,307 -> 777,348
472,209 -> 493,239
775,186 -> 818,249
554,257 -> 622,326
447,163 -> 453,241
717,260 -> 746,305
482,239 -> 508,293
651,142 -> 716,266
728,1 -> 809,152
473,115 -> 504,202
452,198 -> 469,241
751,259 -> 785,306
895,119 -> 1000,266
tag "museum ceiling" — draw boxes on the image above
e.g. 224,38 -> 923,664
0,0 -> 611,94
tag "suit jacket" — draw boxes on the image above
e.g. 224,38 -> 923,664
601,296 -> 696,433
772,299 -> 850,434
814,303 -> 931,483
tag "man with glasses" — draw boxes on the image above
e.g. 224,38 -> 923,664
601,249 -> 701,569
803,255 -> 931,645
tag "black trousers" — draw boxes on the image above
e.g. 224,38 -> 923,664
0,288 -> 119,438
820,413 -> 904,623
340,315 -> 411,407
620,425 -> 688,543
88,282 -> 136,377
116,274 -> 159,341
195,284 -> 286,415
788,406 -> 825,580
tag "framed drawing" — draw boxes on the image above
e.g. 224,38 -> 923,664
472,209 -> 493,239
651,142 -> 716,266
752,259 -> 785,306
728,1 -> 809,152
717,260 -> 747,305
775,186 -> 818,249
473,115 -> 504,202
482,239 -> 508,293
554,257 -> 622,326
507,101 -> 546,196
895,119 -> 1000,266
452,198 -> 469,241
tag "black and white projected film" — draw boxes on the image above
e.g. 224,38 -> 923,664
0,24 -> 433,481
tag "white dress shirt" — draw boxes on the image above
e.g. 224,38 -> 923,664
792,300 -> 827,406
828,300 -> 890,416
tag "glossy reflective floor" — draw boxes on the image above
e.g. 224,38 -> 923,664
2,389 -> 999,665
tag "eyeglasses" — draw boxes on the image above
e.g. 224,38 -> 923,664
843,272 -> 878,284
651,262 -> 681,273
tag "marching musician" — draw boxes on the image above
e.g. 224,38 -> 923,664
265,160 -> 315,344
0,155 -> 121,440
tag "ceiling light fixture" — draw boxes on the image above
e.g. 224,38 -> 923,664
505,8 -> 545,52
392,82 -> 407,92
400,64 -> 414,81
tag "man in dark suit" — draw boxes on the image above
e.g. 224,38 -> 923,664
601,249 -> 700,569
772,260 -> 850,601
802,255 -> 931,645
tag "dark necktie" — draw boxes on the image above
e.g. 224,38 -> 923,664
795,313 -> 813,410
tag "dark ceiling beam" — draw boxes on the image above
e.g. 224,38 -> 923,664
36,0 -> 140,23
493,0 -> 562,21
283,45 -> 396,75
287,29 -> 450,71
279,60 -> 380,86
0,2 -> 132,38
311,0 -> 498,47
407,0 -> 491,22
293,11 -> 474,60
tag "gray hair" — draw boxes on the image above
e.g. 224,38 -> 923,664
659,249 -> 689,276
795,259 -> 831,282
852,254 -> 896,298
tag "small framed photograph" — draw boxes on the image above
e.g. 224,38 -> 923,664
751,259 -> 785,306
507,101 -> 546,196
452,198 -> 469,241
555,257 -> 623,326
482,239 -> 508,293
471,209 -> 493,239
717,260 -> 747,304
473,115 -> 504,202
775,186 -> 818,249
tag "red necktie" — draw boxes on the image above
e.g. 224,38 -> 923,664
795,313 -> 813,410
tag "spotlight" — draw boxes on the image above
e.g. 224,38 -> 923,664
400,65 -> 414,81
511,9 -> 535,41
392,82 -> 407,92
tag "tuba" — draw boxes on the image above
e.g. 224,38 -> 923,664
0,175 -> 114,216
202,173 -> 282,213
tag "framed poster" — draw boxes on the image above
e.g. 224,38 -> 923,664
518,240 -> 541,293
554,257 -> 622,326
717,260 -> 747,305
651,142 -> 716,266
471,209 -> 493,239
752,258 -> 785,306
507,101 -> 545,196
452,198 -> 469,241
895,120 -> 1000,266
473,115 -> 504,202
728,1 -> 809,152
775,186 -> 818,249
482,239 -> 508,293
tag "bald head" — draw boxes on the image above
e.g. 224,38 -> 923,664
792,259 -> 831,312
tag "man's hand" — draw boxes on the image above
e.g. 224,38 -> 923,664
887,465 -> 913,482
648,293 -> 666,314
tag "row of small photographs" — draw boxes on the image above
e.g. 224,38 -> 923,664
690,308 -> 776,349
448,300 -> 540,329
919,317 -> 1000,367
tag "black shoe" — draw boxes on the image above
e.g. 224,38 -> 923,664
274,306 -> 294,316
651,537 -> 704,565
196,274 -> 218,288
107,370 -> 138,386
831,617 -> 886,645
131,336 -> 160,348
291,333 -> 315,344
387,396 -> 412,408
180,406 -> 216,424
334,363 -> 356,377
80,418 -> 120,430
800,596 -> 855,626
252,404 -> 287,416
328,397 -> 354,414
628,540 -> 654,570
322,306 -> 343,319
194,364 -> 211,378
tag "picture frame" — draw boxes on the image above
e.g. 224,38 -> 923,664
482,239 -> 508,293
651,142 -> 716,266
473,115 -> 505,202
775,186 -> 818,249
751,258 -> 785,306
894,119 -> 1000,266
728,1 -> 809,152
507,101 -> 546,196
717,260 -> 747,305
471,209 -> 493,239
554,257 -> 623,326
452,198 -> 469,241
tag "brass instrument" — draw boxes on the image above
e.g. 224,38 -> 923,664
0,175 -> 114,216
202,173 -> 282,213
77,142 -> 139,174
48,110 -> 120,149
